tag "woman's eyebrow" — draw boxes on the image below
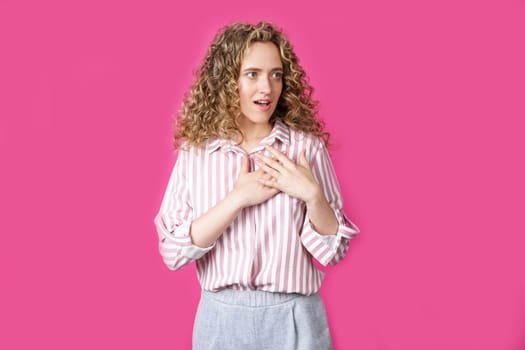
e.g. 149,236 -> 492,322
241,67 -> 283,72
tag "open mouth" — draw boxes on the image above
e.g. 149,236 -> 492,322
254,100 -> 271,106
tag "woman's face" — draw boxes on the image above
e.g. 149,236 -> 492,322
237,41 -> 283,128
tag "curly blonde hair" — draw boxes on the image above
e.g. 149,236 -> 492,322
173,21 -> 330,149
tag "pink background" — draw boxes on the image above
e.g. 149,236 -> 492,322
1,0 -> 524,349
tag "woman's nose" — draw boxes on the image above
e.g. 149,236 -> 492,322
258,76 -> 272,93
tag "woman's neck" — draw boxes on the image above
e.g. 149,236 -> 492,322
237,121 -> 273,152
238,122 -> 272,141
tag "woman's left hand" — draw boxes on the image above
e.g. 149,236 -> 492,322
255,146 -> 321,204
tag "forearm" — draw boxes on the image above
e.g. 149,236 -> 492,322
304,186 -> 339,236
189,192 -> 244,248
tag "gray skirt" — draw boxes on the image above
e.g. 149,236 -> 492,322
192,288 -> 333,350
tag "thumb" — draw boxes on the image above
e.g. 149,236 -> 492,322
299,149 -> 310,169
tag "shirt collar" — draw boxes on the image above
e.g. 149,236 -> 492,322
206,119 -> 290,154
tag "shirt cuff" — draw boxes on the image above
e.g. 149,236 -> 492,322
300,211 -> 360,266
156,217 -> 216,260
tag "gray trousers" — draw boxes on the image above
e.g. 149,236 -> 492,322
192,288 -> 333,350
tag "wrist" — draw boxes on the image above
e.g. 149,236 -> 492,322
226,190 -> 246,211
304,184 -> 324,206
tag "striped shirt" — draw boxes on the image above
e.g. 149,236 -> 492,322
154,119 -> 360,295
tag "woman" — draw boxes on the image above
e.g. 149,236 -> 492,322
154,21 -> 360,350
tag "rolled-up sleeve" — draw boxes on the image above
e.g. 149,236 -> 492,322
300,139 -> 360,266
154,148 -> 215,271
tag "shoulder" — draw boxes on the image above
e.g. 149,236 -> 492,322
177,140 -> 210,158
287,127 -> 326,152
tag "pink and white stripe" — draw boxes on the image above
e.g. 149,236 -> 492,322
154,120 -> 360,295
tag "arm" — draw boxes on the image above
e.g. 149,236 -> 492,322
189,154 -> 279,247
300,140 -> 360,266
303,179 -> 339,236
154,148 -> 213,271
188,193 -> 243,248
155,149 -> 279,270
256,140 -> 360,266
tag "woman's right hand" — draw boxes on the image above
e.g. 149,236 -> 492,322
188,155 -> 278,248
229,155 -> 279,208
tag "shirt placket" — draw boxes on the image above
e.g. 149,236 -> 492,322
225,145 -> 259,288
248,153 -> 258,287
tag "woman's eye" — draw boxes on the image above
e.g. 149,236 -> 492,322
245,71 -> 282,79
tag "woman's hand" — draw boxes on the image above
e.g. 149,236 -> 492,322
229,154 -> 280,209
190,155 -> 278,248
255,146 -> 322,204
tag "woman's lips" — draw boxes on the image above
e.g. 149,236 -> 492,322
254,100 -> 271,111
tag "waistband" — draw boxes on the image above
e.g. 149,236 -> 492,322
202,288 -> 316,308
